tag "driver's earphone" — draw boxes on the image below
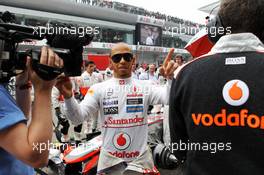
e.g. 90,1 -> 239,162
206,14 -> 227,44
205,3 -> 228,44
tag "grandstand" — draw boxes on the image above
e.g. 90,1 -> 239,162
0,0 -> 201,64
72,0 -> 203,28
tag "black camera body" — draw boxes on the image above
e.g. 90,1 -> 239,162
0,11 -> 93,82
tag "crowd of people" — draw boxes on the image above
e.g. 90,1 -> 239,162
72,0 -> 203,28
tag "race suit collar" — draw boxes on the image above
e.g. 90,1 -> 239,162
210,33 -> 264,54
112,77 -> 132,85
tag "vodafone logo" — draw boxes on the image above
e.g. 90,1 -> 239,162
119,80 -> 125,85
113,132 -> 131,150
222,80 -> 249,106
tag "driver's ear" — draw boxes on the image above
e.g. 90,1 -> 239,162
109,62 -> 114,70
132,55 -> 136,65
109,56 -> 114,70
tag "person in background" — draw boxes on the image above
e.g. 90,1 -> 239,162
81,60 -> 103,134
131,63 -> 139,79
137,63 -> 145,76
59,76 -> 87,141
51,86 -> 70,142
174,54 -> 184,66
81,60 -> 103,90
139,64 -> 159,84
104,67 -> 113,81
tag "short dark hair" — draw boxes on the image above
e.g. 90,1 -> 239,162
219,0 -> 264,41
175,54 -> 183,61
84,60 -> 95,67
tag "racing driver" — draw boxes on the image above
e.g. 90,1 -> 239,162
56,42 -> 178,174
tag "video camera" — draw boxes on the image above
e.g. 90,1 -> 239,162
0,11 -> 93,83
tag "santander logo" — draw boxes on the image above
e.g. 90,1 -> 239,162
222,80 -> 249,106
113,132 -> 131,150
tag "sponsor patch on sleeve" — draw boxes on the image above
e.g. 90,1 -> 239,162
87,89 -> 94,96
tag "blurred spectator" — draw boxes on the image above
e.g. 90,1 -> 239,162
104,67 -> 113,80
137,64 -> 145,75
81,60 -> 103,134
131,63 -> 139,79
139,64 -> 159,84
174,54 -> 184,66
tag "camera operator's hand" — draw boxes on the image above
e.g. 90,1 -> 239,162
55,74 -> 73,99
30,47 -> 63,93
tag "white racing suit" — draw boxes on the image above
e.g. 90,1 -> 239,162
64,77 -> 171,174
